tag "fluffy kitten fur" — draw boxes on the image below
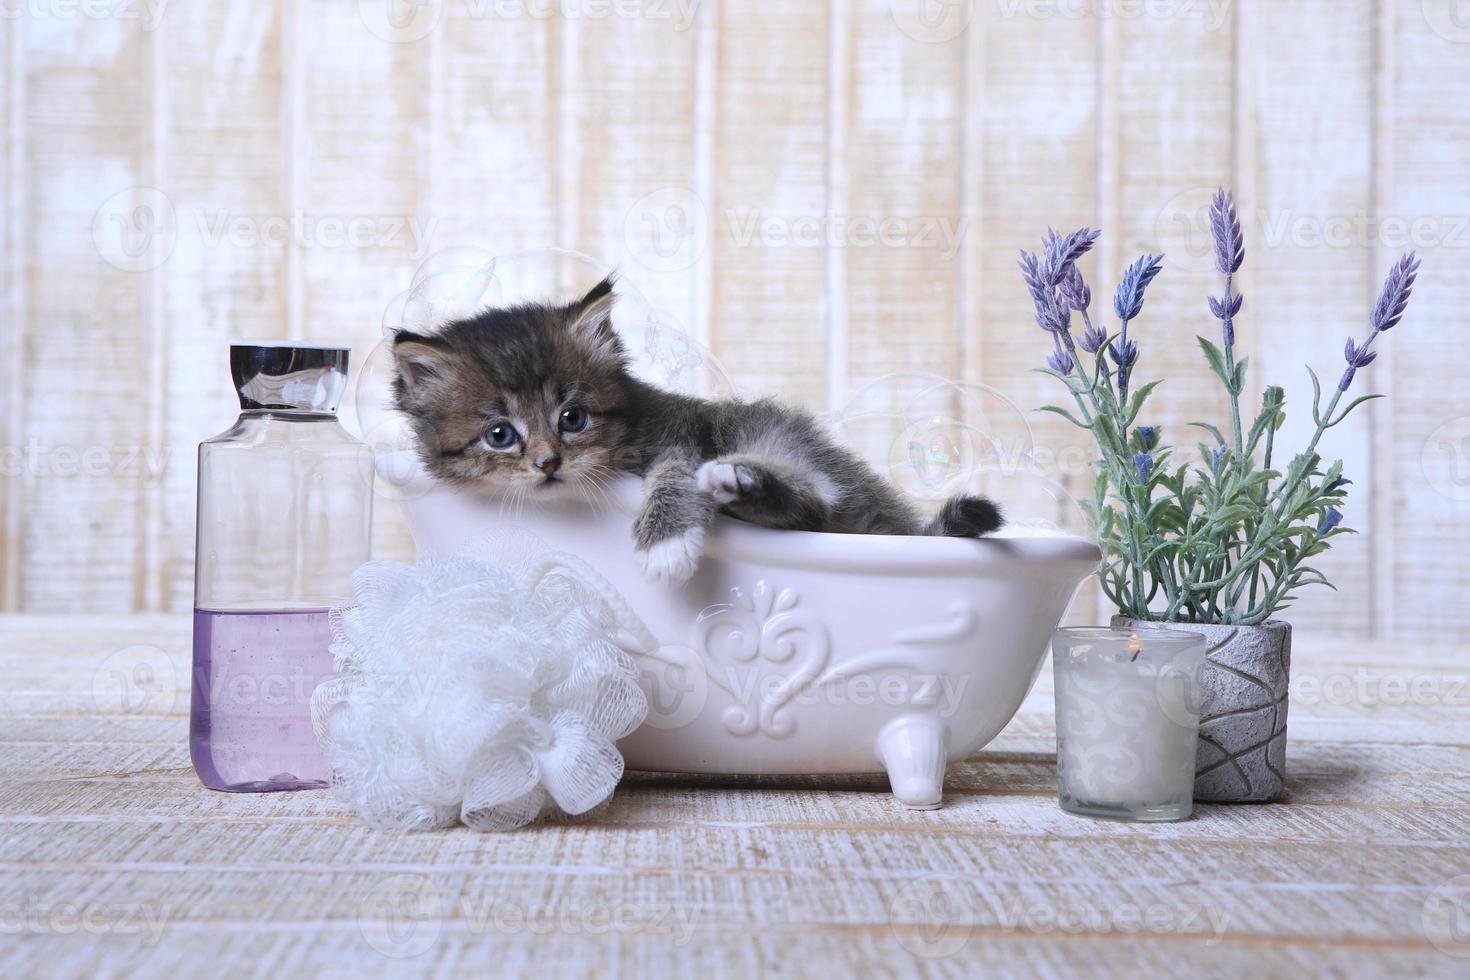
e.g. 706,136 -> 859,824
392,275 -> 1002,583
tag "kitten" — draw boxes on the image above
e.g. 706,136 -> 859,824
392,275 -> 1003,583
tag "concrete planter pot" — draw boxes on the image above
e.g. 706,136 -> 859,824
1112,616 -> 1291,803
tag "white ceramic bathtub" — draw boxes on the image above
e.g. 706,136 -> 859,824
380,452 -> 1100,809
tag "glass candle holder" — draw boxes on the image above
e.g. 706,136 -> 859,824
1052,627 -> 1206,822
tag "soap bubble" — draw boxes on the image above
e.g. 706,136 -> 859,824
831,373 -> 1090,536
955,460 -> 1091,538
619,315 -> 735,400
396,246 -> 502,331
468,246 -> 657,329
833,375 -> 1034,501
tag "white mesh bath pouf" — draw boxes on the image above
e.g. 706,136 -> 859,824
311,532 -> 655,832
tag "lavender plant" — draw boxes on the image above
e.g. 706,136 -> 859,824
1021,190 -> 1420,625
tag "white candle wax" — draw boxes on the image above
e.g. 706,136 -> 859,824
1052,628 -> 1205,821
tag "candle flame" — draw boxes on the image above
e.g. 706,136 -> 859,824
1128,632 -> 1142,661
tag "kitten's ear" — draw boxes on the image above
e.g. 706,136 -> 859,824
568,273 -> 621,361
392,331 -> 453,398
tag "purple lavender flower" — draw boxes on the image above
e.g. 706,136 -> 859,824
1018,250 -> 1071,333
1043,227 -> 1101,284
1210,188 -> 1244,275
1208,290 -> 1245,346
1113,254 -> 1165,322
1134,452 -> 1153,482
1370,253 -> 1420,332
1047,348 -> 1075,375
1060,263 -> 1092,312
1325,475 -> 1352,493
1317,507 -> 1343,534
1206,190 -> 1247,348
1343,339 -> 1378,368
1078,318 -> 1107,354
1108,336 -> 1139,390
1018,249 -> 1049,306
1210,446 -> 1227,472
1338,252 -> 1420,391
1208,293 -> 1243,320
1135,425 -> 1159,450
1205,287 -> 1240,348
1110,338 -> 1138,364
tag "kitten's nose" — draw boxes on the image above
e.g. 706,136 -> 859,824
533,451 -> 561,476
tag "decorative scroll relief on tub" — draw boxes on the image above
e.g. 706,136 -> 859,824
669,580 -> 978,739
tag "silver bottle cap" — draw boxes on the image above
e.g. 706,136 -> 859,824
230,342 -> 350,413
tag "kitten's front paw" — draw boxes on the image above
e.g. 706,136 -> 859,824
635,527 -> 707,584
696,460 -> 755,505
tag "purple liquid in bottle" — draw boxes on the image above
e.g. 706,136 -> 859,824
190,608 -> 335,792
193,343 -> 371,792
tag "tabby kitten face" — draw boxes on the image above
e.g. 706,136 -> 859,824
391,277 -> 631,499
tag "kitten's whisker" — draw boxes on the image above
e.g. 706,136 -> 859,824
586,474 -> 613,515
580,465 -> 615,516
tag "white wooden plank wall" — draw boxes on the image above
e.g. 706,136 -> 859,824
1,0 -> 1467,643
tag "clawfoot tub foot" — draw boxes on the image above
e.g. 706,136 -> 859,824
876,714 -> 947,810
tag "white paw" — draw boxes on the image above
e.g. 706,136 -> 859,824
696,461 -> 749,505
636,527 -> 706,584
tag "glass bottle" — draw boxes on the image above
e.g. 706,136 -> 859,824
191,343 -> 373,792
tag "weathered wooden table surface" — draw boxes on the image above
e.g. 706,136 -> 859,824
2,614 -> 1468,977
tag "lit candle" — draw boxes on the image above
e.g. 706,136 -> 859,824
1052,627 -> 1206,822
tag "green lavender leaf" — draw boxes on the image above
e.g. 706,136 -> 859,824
1038,404 -> 1091,429
1196,336 -> 1234,391
1326,392 -> 1385,428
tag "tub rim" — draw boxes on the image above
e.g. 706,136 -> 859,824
378,450 -> 1103,575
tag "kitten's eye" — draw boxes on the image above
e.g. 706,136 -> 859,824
483,423 -> 520,450
559,406 -> 589,434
